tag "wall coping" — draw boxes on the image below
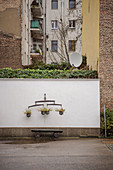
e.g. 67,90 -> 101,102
0,78 -> 100,82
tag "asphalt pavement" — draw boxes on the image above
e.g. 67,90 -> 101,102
0,138 -> 113,170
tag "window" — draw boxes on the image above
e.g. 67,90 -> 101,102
33,44 -> 37,50
69,40 -> 76,51
52,0 -> 58,9
51,20 -> 58,29
69,20 -> 75,28
69,0 -> 76,9
51,41 -> 57,52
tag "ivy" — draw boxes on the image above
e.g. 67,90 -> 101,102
0,68 -> 98,79
23,60 -> 88,70
101,109 -> 113,137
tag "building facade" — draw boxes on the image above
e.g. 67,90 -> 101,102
21,0 -> 82,65
99,0 -> 113,111
22,0 -> 43,65
0,0 -> 98,69
43,0 -> 82,64
82,0 -> 99,70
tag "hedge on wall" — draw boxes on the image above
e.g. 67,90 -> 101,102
0,68 -> 98,79
23,58 -> 88,70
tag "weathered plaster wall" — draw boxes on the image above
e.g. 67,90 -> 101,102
99,0 -> 113,111
0,0 -> 22,68
0,0 -> 21,11
82,0 -> 99,70
0,8 -> 21,37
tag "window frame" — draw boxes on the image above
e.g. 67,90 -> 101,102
51,40 -> 58,52
69,40 -> 76,51
33,43 -> 37,51
51,20 -> 58,30
69,20 -> 76,28
51,0 -> 58,9
69,0 -> 76,9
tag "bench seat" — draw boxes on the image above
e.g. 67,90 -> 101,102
31,129 -> 63,138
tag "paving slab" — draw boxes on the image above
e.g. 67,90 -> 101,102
0,138 -> 113,170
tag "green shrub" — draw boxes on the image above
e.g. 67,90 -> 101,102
24,60 -> 89,70
101,109 -> 113,137
0,68 -> 98,79
24,57 -> 88,70
24,62 -> 72,70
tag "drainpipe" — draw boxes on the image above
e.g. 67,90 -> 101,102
61,0 -> 63,62
44,0 -> 47,63
28,0 -> 30,65
104,105 -> 107,138
61,0 -> 63,20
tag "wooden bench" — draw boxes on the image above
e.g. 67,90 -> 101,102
31,129 -> 63,138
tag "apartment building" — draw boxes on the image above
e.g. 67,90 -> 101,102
22,0 -> 43,65
22,0 -> 82,65
43,0 -> 82,64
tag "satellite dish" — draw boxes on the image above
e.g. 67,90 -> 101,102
69,52 -> 82,67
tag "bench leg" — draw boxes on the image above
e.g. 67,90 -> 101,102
54,133 -> 59,138
35,132 -> 40,138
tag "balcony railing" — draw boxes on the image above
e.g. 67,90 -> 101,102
30,20 -> 43,38
31,25 -> 43,39
30,54 -> 43,63
31,20 -> 39,28
31,0 -> 43,17
31,31 -> 43,39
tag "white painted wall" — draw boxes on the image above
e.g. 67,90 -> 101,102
0,79 -> 100,128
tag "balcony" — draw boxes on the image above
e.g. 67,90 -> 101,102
31,20 -> 39,28
30,54 -> 43,63
30,20 -> 43,39
31,29 -> 43,39
31,2 -> 43,17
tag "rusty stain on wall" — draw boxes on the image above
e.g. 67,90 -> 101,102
88,0 -> 90,13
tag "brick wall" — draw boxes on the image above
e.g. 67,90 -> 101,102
0,31 -> 22,69
99,0 -> 113,111
0,0 -> 22,69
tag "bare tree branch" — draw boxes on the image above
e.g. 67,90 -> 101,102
48,0 -> 82,64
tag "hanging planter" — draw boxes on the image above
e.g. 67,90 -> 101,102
38,108 -> 52,115
41,111 -> 45,115
59,111 -> 64,115
55,108 -> 65,115
24,109 -> 31,118
26,94 -> 65,117
26,113 -> 31,117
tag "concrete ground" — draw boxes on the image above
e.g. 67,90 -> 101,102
0,138 -> 113,170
